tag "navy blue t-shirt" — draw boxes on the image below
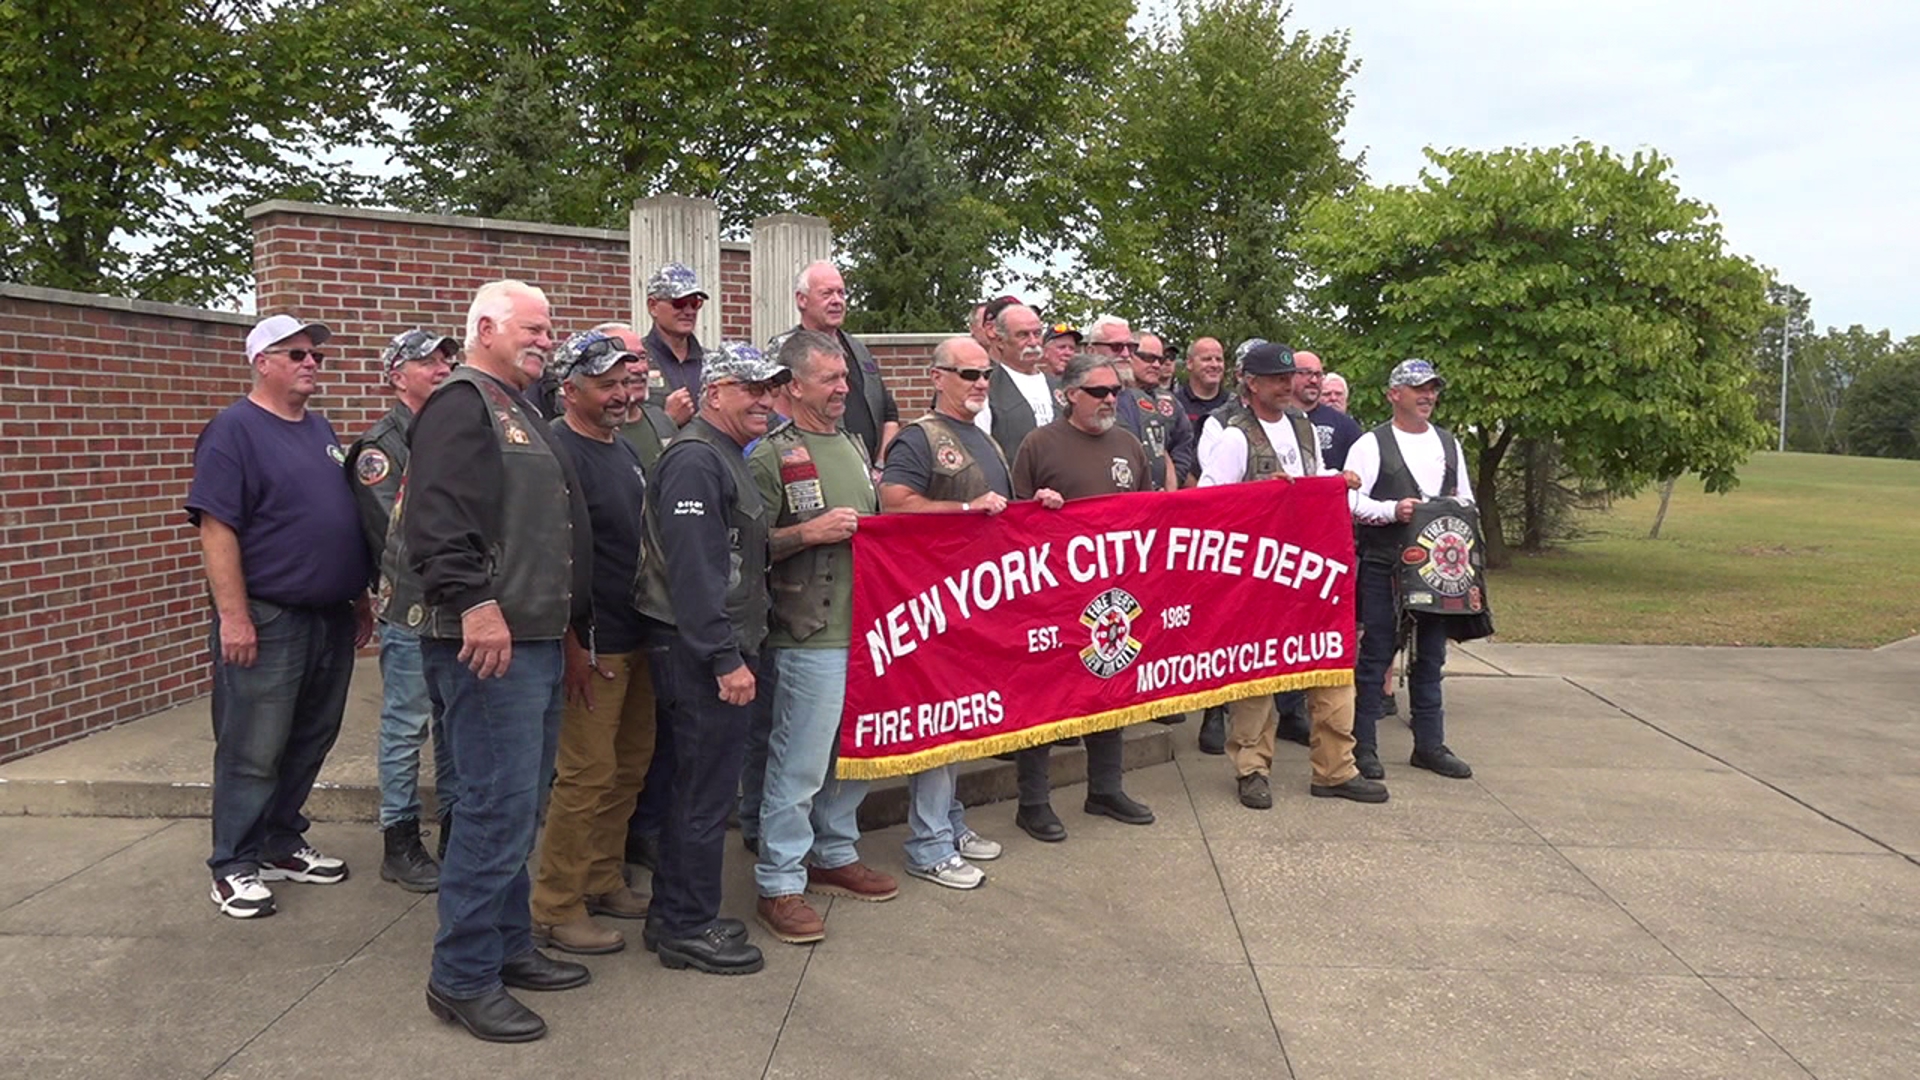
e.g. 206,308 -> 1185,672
1307,403 -> 1362,471
185,399 -> 371,607
551,423 -> 651,654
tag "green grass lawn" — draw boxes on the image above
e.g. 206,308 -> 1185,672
1487,451 -> 1920,648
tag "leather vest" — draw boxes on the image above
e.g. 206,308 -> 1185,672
1356,421 -> 1461,566
620,403 -> 679,471
380,367 -> 575,640
633,416 -> 770,652
910,413 -> 1008,504
760,420 -> 871,643
986,363 -> 1060,460
1125,389 -> 1171,490
1214,401 -> 1318,482
344,401 -> 412,588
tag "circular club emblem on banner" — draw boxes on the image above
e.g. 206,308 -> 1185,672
1078,587 -> 1144,678
1415,515 -> 1476,597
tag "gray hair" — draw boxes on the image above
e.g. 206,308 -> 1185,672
793,259 -> 839,296
1084,313 -> 1131,344
776,327 -> 843,377
991,302 -> 1034,337
1060,352 -> 1118,392
464,280 -> 547,353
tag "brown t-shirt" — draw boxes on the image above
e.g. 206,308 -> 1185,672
1010,418 -> 1153,501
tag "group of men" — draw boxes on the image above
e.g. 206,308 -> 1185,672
188,262 -> 1475,1045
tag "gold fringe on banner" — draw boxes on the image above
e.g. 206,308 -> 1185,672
835,668 -> 1355,781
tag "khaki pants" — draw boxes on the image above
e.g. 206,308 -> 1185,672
1225,683 -> 1359,786
531,650 -> 657,924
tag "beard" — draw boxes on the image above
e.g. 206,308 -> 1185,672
962,397 -> 985,415
1093,413 -> 1116,433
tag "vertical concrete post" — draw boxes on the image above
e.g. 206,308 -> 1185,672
751,213 -> 834,347
630,196 -> 721,347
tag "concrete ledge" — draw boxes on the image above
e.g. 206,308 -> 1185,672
0,283 -> 257,326
246,199 -> 635,245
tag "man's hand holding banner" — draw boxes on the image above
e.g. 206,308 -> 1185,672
837,478 -> 1357,780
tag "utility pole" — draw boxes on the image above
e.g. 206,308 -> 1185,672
1776,307 -> 1790,453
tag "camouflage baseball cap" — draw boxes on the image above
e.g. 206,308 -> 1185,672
645,262 -> 709,301
548,330 -> 638,381
1233,338 -> 1269,365
701,341 -> 791,389
1043,321 -> 1082,345
1388,358 -> 1447,389
380,328 -> 459,374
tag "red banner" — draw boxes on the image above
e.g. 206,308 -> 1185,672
837,478 -> 1357,779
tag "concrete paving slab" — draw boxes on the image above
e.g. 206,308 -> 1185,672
1472,766 -> 1884,853
1750,772 -> 1920,857
1266,968 -> 1812,1080
1440,679 -> 1733,770
209,900 -> 805,1080
0,816 -> 170,909
766,953 -> 1278,1080
1176,752 -> 1547,847
1469,643 -> 1915,685
0,933 -> 340,1080
1439,644 -> 1510,677
1210,838 -> 1687,975
1710,977 -> 1920,1080
1562,848 -> 1920,981
0,821 -> 416,967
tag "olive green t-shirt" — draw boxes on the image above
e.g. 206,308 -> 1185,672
750,426 -> 877,649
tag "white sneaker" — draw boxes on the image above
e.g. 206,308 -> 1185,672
955,830 -> 1003,862
257,845 -> 349,884
906,854 -> 985,891
211,871 -> 276,918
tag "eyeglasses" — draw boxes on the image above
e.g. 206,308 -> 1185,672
1091,341 -> 1137,354
1295,370 -> 1324,379
934,365 -> 991,382
263,348 -> 326,365
668,295 -> 704,311
1136,352 -> 1165,364
1075,384 -> 1122,399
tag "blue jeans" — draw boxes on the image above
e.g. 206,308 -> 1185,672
755,648 -> 867,897
423,638 -> 562,999
375,624 -> 455,828
904,766 -> 972,869
1353,560 -> 1448,752
206,600 -> 356,877
649,637 -> 756,938
737,655 -> 779,845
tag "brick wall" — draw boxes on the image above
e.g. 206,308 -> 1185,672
0,202 -> 946,763
0,286 -> 257,761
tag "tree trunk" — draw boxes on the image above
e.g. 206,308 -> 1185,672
1647,475 -> 1679,539
1471,428 -> 1514,569
1519,439 -> 1548,552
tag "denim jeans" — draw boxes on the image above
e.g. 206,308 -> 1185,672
649,637 -> 757,939
903,765 -> 973,869
627,701 -> 674,845
1353,560 -> 1448,752
375,624 -> 456,828
423,638 -> 562,999
206,600 -> 356,877
754,648 -> 867,897
737,654 -> 779,845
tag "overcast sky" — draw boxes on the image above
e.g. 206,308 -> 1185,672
1276,0 -> 1919,338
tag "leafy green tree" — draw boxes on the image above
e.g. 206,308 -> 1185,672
0,0 -> 381,304
1051,0 -> 1360,347
1840,338 -> 1920,459
1297,142 -> 1772,566
1790,324 -> 1905,454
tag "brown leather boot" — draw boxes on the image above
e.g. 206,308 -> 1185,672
532,916 -> 625,955
805,862 -> 899,902
585,886 -> 649,920
755,894 -> 826,944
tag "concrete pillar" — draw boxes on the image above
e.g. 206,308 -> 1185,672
629,196 -> 721,347
751,213 -> 833,347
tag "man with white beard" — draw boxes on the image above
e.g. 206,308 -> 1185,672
973,302 -> 1059,461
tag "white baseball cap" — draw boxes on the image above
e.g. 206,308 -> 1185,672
245,314 -> 333,362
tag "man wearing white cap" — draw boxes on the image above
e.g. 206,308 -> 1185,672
186,314 -> 375,919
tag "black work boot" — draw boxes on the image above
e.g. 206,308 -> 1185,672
382,818 -> 441,893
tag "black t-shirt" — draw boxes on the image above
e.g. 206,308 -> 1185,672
1307,403 -> 1362,471
882,420 -> 1012,500
837,330 -> 900,461
1175,380 -> 1231,430
551,423 -> 650,654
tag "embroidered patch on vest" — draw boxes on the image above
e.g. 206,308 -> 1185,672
1158,398 -> 1175,416
780,445 -> 824,512
355,448 -> 390,486
935,444 -> 964,470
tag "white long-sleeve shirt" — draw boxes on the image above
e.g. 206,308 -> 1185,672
1195,413 -> 1321,485
1345,424 -> 1473,525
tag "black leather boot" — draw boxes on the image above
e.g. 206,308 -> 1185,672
381,818 -> 440,893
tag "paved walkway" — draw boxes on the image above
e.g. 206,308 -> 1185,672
3,643 -> 1918,1079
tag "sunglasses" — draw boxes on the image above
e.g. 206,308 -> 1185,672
1136,352 -> 1165,364
935,365 -> 991,382
1076,384 -> 1122,399
1091,341 -> 1137,354
661,294 -> 704,311
263,348 -> 326,365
